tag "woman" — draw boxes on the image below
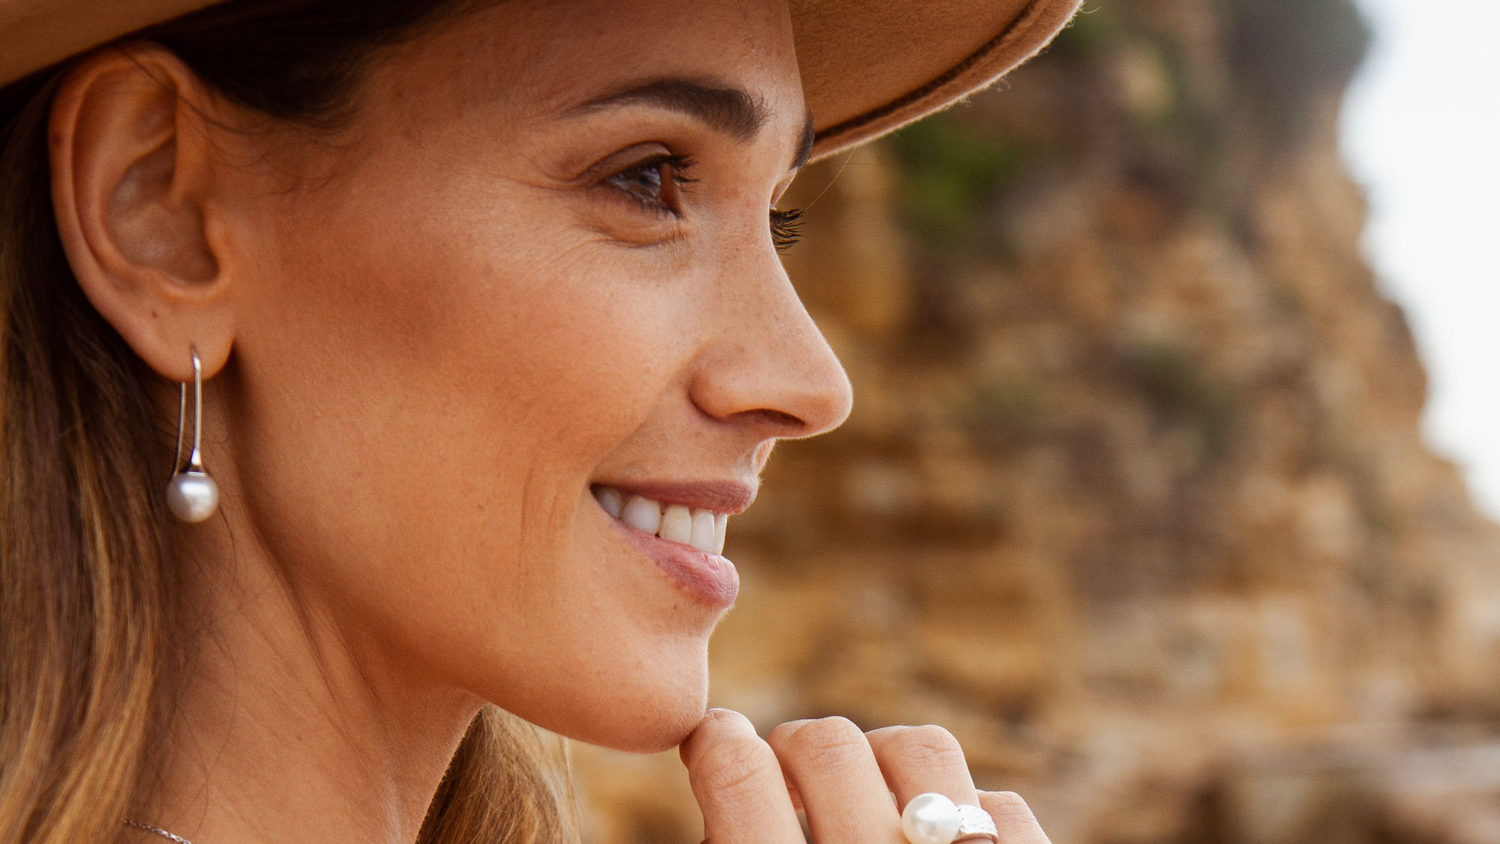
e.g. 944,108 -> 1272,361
0,0 -> 1078,842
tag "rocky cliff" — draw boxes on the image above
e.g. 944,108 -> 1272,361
572,1 -> 1500,841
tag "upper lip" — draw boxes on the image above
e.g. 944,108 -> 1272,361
594,479 -> 757,515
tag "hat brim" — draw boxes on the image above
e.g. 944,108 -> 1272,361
793,0 -> 1081,162
0,0 -> 1081,161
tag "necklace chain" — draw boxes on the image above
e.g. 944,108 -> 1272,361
123,819 -> 197,844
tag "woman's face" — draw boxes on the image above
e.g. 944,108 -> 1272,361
198,0 -> 850,751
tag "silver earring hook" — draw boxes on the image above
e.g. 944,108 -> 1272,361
170,347 -> 203,474
186,347 -> 205,473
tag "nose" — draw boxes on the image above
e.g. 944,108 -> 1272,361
689,260 -> 853,439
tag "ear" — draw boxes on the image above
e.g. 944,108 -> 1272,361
49,44 -> 235,383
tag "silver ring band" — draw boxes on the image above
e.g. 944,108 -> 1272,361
954,804 -> 999,843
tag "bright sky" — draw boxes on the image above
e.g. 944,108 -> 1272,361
1341,0 -> 1500,518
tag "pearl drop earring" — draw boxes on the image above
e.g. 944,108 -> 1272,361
166,346 -> 219,523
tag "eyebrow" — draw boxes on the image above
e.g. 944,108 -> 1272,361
568,77 -> 817,172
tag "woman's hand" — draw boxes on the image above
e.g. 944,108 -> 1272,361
679,709 -> 1052,844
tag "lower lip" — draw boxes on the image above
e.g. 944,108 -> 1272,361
607,512 -> 739,608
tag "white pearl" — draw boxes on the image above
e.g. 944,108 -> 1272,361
901,792 -> 962,844
167,471 -> 220,523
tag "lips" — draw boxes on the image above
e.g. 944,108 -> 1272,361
592,482 -> 746,606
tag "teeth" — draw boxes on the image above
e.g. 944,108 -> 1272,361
690,509 -> 717,554
620,495 -> 662,534
660,504 -> 693,545
595,485 -> 730,555
593,486 -> 624,518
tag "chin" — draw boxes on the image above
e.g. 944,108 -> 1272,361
580,722 -> 700,755
538,670 -> 710,754
606,705 -> 707,754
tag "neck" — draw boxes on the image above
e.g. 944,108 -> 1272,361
138,519 -> 483,844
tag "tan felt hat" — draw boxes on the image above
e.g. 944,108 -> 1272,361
0,0 -> 1081,161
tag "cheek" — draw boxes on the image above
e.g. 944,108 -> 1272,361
246,169 -> 683,502
224,163 -> 713,735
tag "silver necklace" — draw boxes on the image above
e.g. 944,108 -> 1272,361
123,819 -> 197,844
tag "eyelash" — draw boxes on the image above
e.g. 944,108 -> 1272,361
606,154 -> 805,252
769,207 -> 804,253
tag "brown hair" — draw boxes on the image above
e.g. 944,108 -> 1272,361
0,2 -> 576,842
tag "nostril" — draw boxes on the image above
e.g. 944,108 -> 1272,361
753,408 -> 803,430
756,410 -> 804,428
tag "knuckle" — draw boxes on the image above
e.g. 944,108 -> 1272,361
982,791 -> 1040,831
886,724 -> 966,769
771,716 -> 868,768
692,735 -> 778,796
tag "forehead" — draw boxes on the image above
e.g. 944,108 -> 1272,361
412,0 -> 805,124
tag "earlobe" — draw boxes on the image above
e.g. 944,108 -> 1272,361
49,45 -> 234,383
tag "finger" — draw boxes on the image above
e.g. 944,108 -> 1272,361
785,781 -> 805,813
978,791 -> 1051,844
679,709 -> 804,844
767,717 -> 903,844
865,725 -> 981,810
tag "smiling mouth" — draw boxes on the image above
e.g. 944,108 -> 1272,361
591,485 -> 728,555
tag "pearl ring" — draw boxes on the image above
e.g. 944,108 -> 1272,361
900,793 -> 1000,844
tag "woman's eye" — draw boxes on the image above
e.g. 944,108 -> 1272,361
596,154 -> 802,252
605,154 -> 696,214
609,162 -> 664,203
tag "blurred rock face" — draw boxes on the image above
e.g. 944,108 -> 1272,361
572,1 -> 1500,842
